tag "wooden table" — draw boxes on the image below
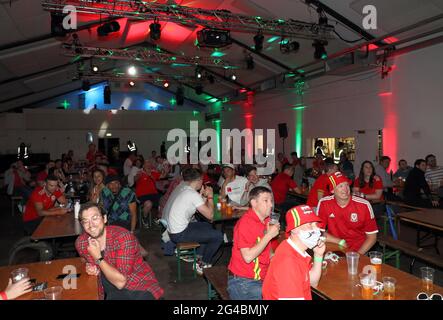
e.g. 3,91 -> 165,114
312,244 -> 443,300
0,258 -> 99,300
397,209 -> 443,254
32,213 -> 82,241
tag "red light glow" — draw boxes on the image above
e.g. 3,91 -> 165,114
379,92 -> 392,97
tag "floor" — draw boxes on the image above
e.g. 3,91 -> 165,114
0,194 -> 441,300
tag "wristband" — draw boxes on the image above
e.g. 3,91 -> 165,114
313,256 -> 323,263
338,239 -> 346,247
0,291 -> 7,300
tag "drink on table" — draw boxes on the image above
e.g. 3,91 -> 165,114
382,277 -> 396,300
220,199 -> 227,213
420,267 -> 435,293
369,251 -> 383,275
226,203 -> 233,216
346,252 -> 359,275
359,273 -> 375,300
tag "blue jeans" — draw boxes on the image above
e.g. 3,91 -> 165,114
169,222 -> 223,264
227,276 -> 263,300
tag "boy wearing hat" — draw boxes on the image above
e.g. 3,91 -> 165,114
219,164 -> 248,205
317,171 -> 378,255
262,205 -> 325,300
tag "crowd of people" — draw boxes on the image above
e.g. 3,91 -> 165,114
1,142 -> 442,300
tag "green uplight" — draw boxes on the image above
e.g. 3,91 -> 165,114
171,63 -> 191,67
295,108 -> 304,156
278,19 -> 285,24
267,36 -> 280,43
279,39 -> 289,45
214,119 -> 221,162
170,98 -> 176,106
208,98 -> 218,103
321,53 -> 328,60
193,110 -> 200,116
170,57 -> 177,61
61,100 -> 70,109
292,105 -> 306,110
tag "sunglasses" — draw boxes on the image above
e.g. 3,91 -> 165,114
324,251 -> 340,263
417,292 -> 443,300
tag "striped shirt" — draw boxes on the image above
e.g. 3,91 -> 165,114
425,166 -> 443,189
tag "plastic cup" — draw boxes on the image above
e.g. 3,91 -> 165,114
420,267 -> 435,292
383,276 -> 396,300
346,252 -> 360,275
11,267 -> 29,283
216,203 -> 221,211
269,212 -> 280,225
44,286 -> 63,300
369,251 -> 383,274
359,273 -> 375,300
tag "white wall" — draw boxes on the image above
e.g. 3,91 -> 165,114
0,109 -> 205,159
221,42 -> 443,173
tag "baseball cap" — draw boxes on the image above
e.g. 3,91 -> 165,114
105,175 -> 121,185
327,171 -> 351,190
222,164 -> 235,170
286,205 -> 322,234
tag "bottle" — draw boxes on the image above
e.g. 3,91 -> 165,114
74,200 -> 80,219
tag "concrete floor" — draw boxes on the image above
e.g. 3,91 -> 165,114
0,194 -> 441,299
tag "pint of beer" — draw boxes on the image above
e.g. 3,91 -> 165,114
369,251 -> 383,275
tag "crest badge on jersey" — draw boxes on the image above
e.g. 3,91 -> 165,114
350,213 -> 358,222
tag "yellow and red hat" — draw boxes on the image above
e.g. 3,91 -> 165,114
328,171 -> 351,190
286,205 -> 322,234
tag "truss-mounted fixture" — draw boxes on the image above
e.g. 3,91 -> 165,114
42,0 -> 335,40
62,44 -> 238,69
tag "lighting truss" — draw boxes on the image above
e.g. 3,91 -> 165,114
42,0 -> 335,40
78,70 -> 201,86
62,44 -> 236,68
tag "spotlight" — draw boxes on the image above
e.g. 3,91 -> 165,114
176,87 -> 184,106
313,40 -> 328,60
195,85 -> 203,95
129,81 -> 135,87
280,40 -> 300,54
92,65 -> 99,73
82,80 -> 90,91
97,21 -> 120,37
253,31 -> 264,52
127,66 -> 137,76
150,19 -> 161,41
230,74 -> 237,81
163,81 -> 170,88
246,54 -> 254,70
195,67 -> 203,80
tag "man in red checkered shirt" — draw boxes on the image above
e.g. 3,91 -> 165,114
75,203 -> 164,300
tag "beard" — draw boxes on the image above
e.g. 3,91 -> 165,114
89,225 -> 105,239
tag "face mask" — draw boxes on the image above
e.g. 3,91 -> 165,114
298,229 -> 321,249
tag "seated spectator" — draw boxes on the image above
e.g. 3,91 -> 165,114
375,156 -> 394,199
271,163 -> 301,224
393,159 -> 412,180
12,160 -> 33,201
312,152 -> 325,178
238,166 -> 272,207
353,161 -> 384,201
317,172 -> 378,255
86,143 -> 97,164
135,161 -> 166,228
262,205 -> 325,300
306,161 -> 338,210
36,160 -> 55,187
219,164 -> 248,206
23,174 -> 69,235
276,152 -> 289,173
404,159 -> 440,208
127,156 -> 144,188
89,169 -> 106,204
293,156 -> 307,187
53,159 -> 66,183
75,203 -> 164,300
0,278 -> 32,300
339,152 -> 355,181
424,154 -> 443,191
163,168 -> 222,274
227,186 -> 280,300
290,151 -> 300,167
101,175 -> 137,232
158,174 -> 183,218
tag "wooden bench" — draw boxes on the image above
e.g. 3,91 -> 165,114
378,235 -> 443,272
203,265 -> 230,300
176,242 -> 200,281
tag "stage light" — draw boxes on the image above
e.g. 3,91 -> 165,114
127,66 -> 137,76
197,28 -> 232,48
313,40 -> 328,60
97,21 -> 120,37
163,81 -> 170,88
92,65 -> 99,73
195,67 -> 203,80
280,40 -> 300,54
150,19 -> 161,41
253,31 -> 264,52
129,81 -> 135,87
230,74 -> 237,81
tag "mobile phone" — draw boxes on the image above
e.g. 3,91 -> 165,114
56,273 -> 81,280
32,282 -> 48,292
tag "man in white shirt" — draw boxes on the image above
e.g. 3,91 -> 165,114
238,166 -> 272,207
425,154 -> 443,191
219,164 -> 248,205
163,168 -> 223,274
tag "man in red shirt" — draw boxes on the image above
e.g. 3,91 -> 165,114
86,143 -> 97,164
306,162 -> 338,210
135,160 -> 166,227
36,160 -> 55,187
227,186 -> 280,300
75,203 -> 164,300
262,205 -> 325,300
23,174 -> 69,235
317,172 -> 378,254
271,163 -> 302,225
